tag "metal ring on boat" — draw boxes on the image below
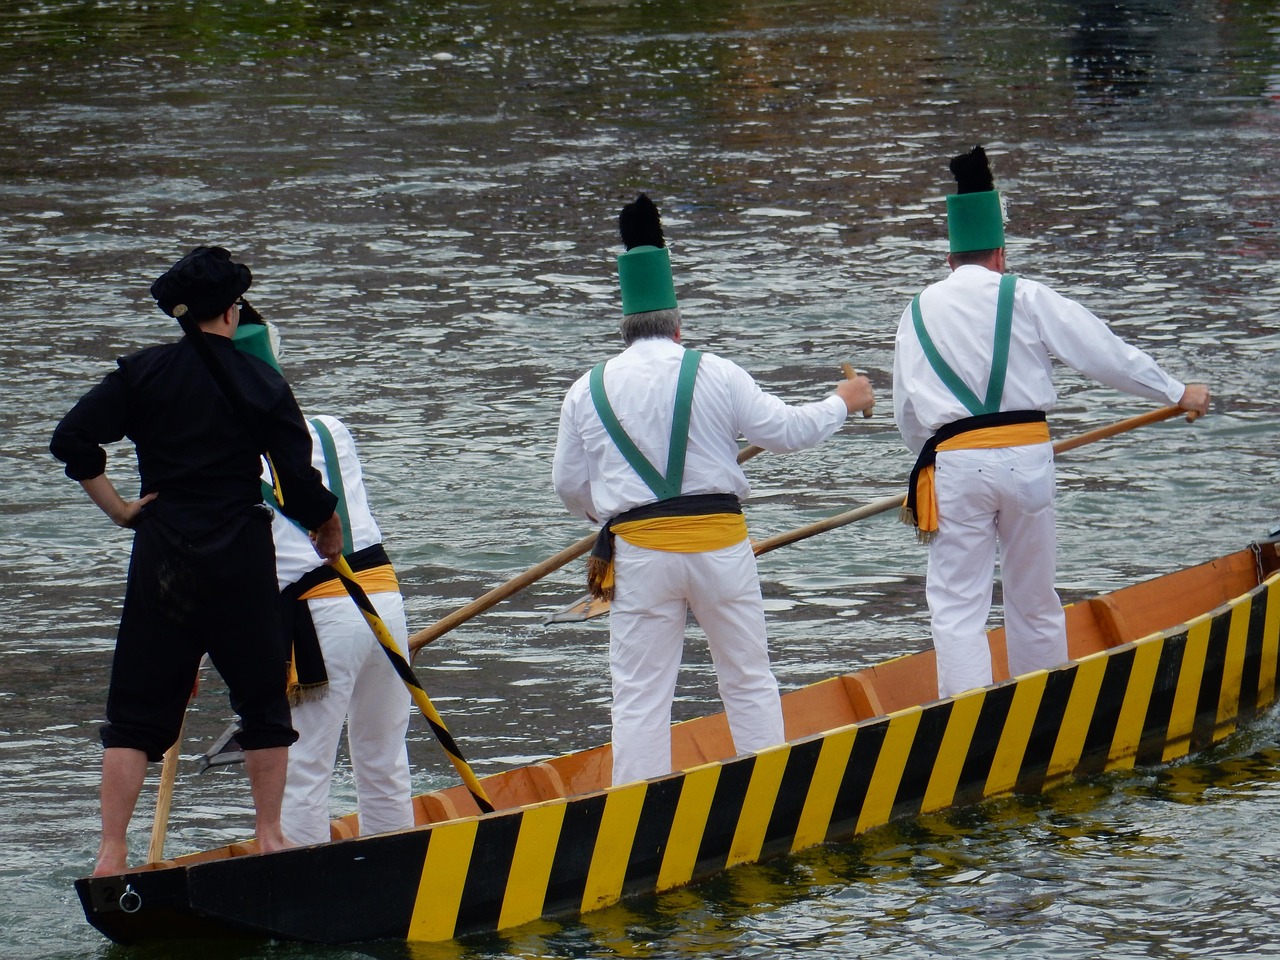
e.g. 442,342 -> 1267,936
119,883 -> 142,914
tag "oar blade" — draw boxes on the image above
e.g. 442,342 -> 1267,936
544,593 -> 610,623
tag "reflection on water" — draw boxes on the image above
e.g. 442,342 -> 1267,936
1,1 -> 1278,958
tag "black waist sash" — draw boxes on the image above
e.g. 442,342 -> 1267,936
281,542 -> 392,704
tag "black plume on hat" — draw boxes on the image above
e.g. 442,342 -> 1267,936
150,246 -> 252,323
618,193 -> 666,250
949,145 -> 996,194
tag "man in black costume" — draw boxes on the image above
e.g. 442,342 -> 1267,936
51,246 -> 342,875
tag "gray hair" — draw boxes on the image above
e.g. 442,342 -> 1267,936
620,307 -> 681,346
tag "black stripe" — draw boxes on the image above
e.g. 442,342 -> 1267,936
825,722 -> 888,841
542,793 -> 607,917
693,755 -> 755,875
954,685 -> 1015,806
1077,646 -> 1135,776
453,813 -> 523,937
892,700 -> 952,819
1191,614 -> 1232,752
760,739 -> 824,859
1015,666 -> 1076,794
622,777 -> 683,894
1137,631 -> 1187,765
1239,590 -> 1267,721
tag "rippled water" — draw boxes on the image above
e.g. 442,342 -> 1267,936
2,1 -> 1278,958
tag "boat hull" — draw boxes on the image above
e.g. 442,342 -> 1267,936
76,547 -> 1280,945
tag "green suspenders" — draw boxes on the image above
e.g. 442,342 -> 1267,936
589,349 -> 702,501
911,273 -> 1017,416
262,418 -> 353,555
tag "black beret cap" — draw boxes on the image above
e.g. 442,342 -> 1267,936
150,246 -> 252,323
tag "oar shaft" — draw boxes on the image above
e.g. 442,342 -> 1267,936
407,442 -> 766,655
146,732 -> 182,863
334,558 -> 494,813
1050,405 -> 1181,454
408,532 -> 596,654
751,494 -> 904,556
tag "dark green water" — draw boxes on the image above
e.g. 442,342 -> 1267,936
2,1 -> 1278,957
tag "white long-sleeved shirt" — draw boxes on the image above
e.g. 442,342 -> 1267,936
552,337 -> 848,524
892,265 -> 1186,455
265,415 -> 385,590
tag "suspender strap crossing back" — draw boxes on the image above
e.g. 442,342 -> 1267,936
911,273 -> 1018,416
589,349 -> 702,500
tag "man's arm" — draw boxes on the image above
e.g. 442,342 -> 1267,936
79,474 -> 157,528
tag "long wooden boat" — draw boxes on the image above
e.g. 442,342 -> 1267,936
77,537 -> 1280,946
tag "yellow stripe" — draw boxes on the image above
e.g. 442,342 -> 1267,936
726,747 -> 790,867
298,564 -> 400,600
657,763 -> 721,890
1046,652 -> 1108,781
497,802 -> 567,930
614,512 -> 749,553
856,710 -> 921,833
1215,596 -> 1253,737
1260,577 -> 1280,712
1163,618 -> 1212,763
581,783 -> 647,912
1106,638 -> 1164,771
985,672 -> 1048,797
922,692 -> 985,812
407,819 -> 478,941
790,728 -> 856,852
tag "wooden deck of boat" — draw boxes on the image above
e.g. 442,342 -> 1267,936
143,546 -> 1275,869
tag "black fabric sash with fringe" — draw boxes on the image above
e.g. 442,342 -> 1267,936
281,542 -> 391,702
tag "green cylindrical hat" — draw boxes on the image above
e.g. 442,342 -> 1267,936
947,190 -> 1005,253
231,301 -> 281,372
618,245 -> 677,316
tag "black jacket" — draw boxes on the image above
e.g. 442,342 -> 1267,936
51,333 -> 337,538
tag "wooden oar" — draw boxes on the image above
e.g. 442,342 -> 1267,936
406,442 -> 766,657
146,720 -> 186,863
147,657 -> 206,863
546,404 -> 1188,622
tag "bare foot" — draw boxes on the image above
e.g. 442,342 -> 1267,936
93,838 -> 128,877
255,829 -> 296,855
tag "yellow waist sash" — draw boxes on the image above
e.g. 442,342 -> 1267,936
613,512 -> 749,552
909,421 -> 1051,540
589,513 -> 750,599
298,563 -> 400,601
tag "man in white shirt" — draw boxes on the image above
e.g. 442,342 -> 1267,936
235,315 -> 413,845
892,146 -> 1210,699
553,194 -> 874,785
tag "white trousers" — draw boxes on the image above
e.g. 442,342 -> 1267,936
281,591 -> 413,845
608,537 -> 785,785
927,443 -> 1068,699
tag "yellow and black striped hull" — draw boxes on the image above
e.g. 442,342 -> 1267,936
76,545 -> 1280,946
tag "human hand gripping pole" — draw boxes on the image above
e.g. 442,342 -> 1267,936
841,362 -> 875,418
